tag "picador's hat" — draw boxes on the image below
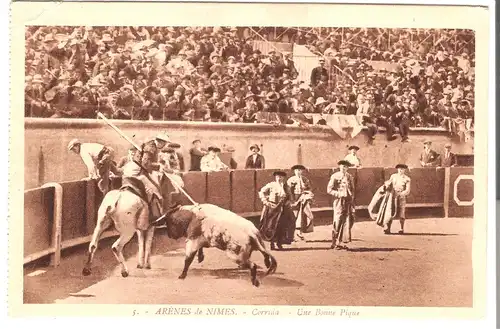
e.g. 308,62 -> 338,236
273,170 -> 287,177
291,164 -> 306,171
337,160 -> 351,167
208,145 -> 221,152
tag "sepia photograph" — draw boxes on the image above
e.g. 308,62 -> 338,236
8,0 -> 493,321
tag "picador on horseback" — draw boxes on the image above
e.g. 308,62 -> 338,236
119,133 -> 184,230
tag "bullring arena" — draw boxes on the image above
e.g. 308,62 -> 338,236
23,119 -> 474,307
22,25 -> 476,307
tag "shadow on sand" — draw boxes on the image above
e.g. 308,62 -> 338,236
393,233 -> 457,236
188,268 -> 304,287
305,238 -> 363,243
275,246 -> 332,252
347,247 -> 416,252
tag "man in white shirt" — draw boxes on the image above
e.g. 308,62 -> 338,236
344,145 -> 361,168
67,139 -> 117,193
200,146 -> 229,172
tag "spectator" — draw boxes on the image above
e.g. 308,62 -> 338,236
200,145 -> 229,172
189,139 -> 207,171
245,144 -> 265,169
24,26 -> 474,134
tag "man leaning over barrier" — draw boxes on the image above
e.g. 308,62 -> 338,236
67,138 -> 119,194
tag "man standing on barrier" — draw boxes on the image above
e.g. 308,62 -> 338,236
287,164 -> 314,241
67,138 -> 118,194
327,160 -> 356,250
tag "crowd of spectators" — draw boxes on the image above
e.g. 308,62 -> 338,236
24,26 -> 475,131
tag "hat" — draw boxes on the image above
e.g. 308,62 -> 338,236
72,81 -> 84,88
32,74 -> 44,84
444,143 -> 452,148
337,160 -> 351,167
210,64 -> 222,72
192,139 -> 201,144
265,91 -> 279,102
208,145 -> 221,152
395,164 -> 408,169
67,138 -> 81,151
43,33 -> 56,43
155,133 -> 170,142
348,145 -> 359,151
291,164 -> 306,171
315,97 -> 328,106
273,170 -> 287,177
250,144 -> 260,152
244,92 -> 256,100
423,140 -> 432,145
101,34 -> 114,43
88,79 -> 103,87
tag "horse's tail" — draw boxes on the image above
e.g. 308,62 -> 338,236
251,233 -> 277,276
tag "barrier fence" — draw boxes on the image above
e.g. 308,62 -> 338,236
24,166 -> 474,267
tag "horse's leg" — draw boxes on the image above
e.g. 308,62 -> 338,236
197,248 -> 205,263
82,210 -> 112,276
111,228 -> 135,278
178,238 -> 200,280
144,226 -> 155,269
136,229 -> 145,269
135,201 -> 149,269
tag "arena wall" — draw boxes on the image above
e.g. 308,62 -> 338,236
25,118 -> 473,190
23,166 -> 474,267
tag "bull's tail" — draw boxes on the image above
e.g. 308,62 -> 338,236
252,233 -> 277,276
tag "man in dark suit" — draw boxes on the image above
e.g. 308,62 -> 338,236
283,52 -> 298,79
310,58 -> 328,87
189,139 -> 206,171
419,140 -> 440,167
440,143 -> 457,167
245,144 -> 265,169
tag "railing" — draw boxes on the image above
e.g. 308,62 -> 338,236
24,166 -> 474,267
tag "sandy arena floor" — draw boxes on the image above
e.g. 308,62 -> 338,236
23,217 -> 472,307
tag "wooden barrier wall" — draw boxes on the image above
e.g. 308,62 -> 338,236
23,167 -> 474,266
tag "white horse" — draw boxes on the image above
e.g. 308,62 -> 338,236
82,187 -> 205,277
82,189 -> 156,277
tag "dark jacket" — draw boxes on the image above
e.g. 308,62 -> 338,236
440,152 -> 457,167
245,153 -> 265,169
189,147 -> 206,171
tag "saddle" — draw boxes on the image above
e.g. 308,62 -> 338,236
120,176 -> 182,227
120,176 -> 149,204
